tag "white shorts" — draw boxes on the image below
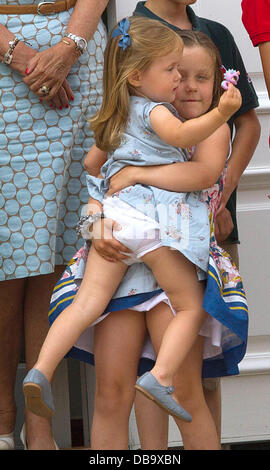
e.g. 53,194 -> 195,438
103,197 -> 163,265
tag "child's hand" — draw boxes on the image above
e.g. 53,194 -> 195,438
218,83 -> 242,121
107,166 -> 138,196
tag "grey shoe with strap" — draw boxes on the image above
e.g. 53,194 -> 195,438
23,369 -> 55,419
135,372 -> 192,422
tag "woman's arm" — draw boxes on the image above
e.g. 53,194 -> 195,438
107,124 -> 230,196
217,109 -> 260,211
65,0 -> 109,42
259,42 -> 270,98
150,84 -> 241,149
23,0 -> 109,102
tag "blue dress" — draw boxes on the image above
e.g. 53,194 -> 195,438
0,0 -> 107,280
87,96 -> 210,274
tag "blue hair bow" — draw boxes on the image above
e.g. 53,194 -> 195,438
111,18 -> 131,50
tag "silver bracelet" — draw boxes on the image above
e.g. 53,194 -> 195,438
2,38 -> 20,65
76,212 -> 104,240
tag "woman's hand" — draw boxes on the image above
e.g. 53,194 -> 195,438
90,218 -> 132,263
23,42 -> 77,103
11,41 -> 74,109
10,40 -> 37,75
107,166 -> 138,196
48,79 -> 74,109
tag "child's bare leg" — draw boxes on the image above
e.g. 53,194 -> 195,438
142,247 -> 206,387
34,245 -> 128,382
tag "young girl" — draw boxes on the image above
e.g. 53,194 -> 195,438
23,17 -> 241,421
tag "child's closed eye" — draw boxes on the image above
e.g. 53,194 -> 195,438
197,74 -> 208,80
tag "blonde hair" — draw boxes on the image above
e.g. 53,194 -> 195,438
90,16 -> 183,152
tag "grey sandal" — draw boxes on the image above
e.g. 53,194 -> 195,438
135,372 -> 192,422
23,369 -> 55,418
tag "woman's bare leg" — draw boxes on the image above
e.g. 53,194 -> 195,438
91,309 -> 146,449
23,266 -> 64,449
0,279 -> 25,435
33,245 -> 128,382
0,267 -> 65,449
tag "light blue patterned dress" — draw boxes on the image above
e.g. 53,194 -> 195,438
0,0 -> 107,281
87,96 -> 210,274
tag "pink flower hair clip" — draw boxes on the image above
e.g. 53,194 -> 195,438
221,66 -> 240,90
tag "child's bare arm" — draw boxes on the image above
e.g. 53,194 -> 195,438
84,144 -> 107,176
107,124 -> 230,196
150,84 -> 241,149
259,42 -> 270,98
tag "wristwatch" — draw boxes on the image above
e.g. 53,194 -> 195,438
65,33 -> 87,54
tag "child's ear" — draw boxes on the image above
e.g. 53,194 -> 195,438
128,70 -> 142,87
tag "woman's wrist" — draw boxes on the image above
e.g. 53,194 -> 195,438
10,41 -> 36,74
1,37 -> 20,65
63,33 -> 87,55
0,31 -> 16,58
57,38 -> 81,62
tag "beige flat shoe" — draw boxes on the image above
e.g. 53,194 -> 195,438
0,432 -> 15,450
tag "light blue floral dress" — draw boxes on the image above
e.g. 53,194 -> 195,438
0,0 -> 107,280
87,96 -> 210,274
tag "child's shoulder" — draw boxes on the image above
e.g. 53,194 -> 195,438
143,100 -> 179,120
130,96 -> 179,129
